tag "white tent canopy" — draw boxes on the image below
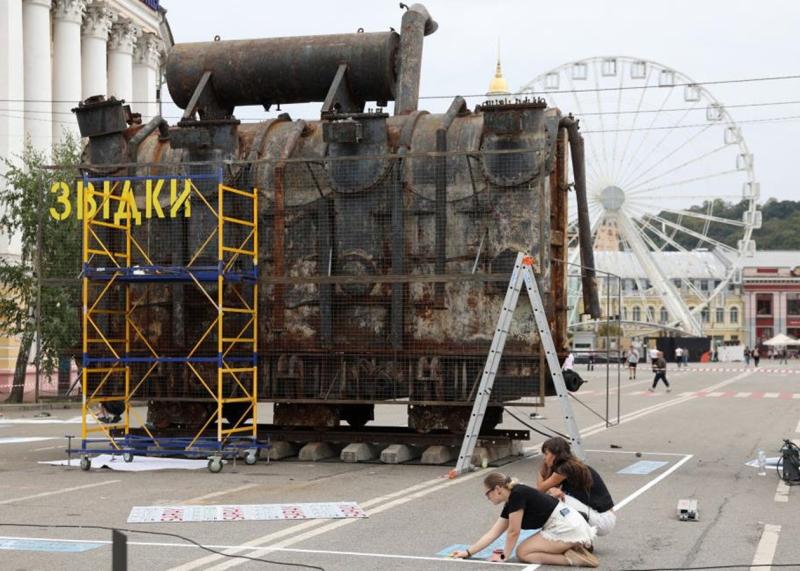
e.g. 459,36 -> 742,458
763,333 -> 800,346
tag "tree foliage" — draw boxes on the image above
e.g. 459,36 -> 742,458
0,137 -> 82,402
645,198 -> 800,251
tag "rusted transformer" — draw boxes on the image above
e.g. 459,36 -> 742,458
74,4 -> 597,432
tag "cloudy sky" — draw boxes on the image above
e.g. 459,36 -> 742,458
161,0 -> 799,204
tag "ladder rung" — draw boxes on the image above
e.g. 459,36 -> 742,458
220,185 -> 257,198
221,397 -> 253,404
220,307 -> 255,314
222,338 -> 255,343
87,338 -> 127,343
89,310 -> 127,315
221,367 -> 256,374
222,215 -> 255,227
86,424 -> 124,432
85,367 -> 125,374
221,246 -> 256,256
220,426 -> 255,435
87,248 -> 127,258
90,220 -> 128,230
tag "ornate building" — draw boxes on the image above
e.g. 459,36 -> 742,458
739,251 -> 800,347
0,0 -> 171,383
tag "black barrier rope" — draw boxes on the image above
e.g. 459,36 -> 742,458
0,523 -> 325,570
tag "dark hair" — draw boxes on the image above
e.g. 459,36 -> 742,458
540,437 -> 593,492
483,471 -> 517,491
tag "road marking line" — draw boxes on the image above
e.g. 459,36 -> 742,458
0,535 -> 533,567
750,524 -> 781,571
181,484 -> 262,505
707,392 -> 724,397
774,480 -> 790,503
763,392 -> 779,399
33,445 -> 63,452
735,392 -> 752,398
794,394 -> 800,399
614,454 -> 693,511
0,480 -> 120,505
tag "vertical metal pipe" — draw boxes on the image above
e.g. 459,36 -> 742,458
391,159 -> 405,350
318,197 -> 333,347
560,117 -> 600,318
434,128 -> 446,301
395,4 -> 437,115
112,529 -> 127,571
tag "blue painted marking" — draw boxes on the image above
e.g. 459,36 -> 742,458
437,529 -> 538,559
0,538 -> 104,553
618,460 -> 669,475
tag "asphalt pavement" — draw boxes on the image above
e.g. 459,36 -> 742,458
0,361 -> 798,570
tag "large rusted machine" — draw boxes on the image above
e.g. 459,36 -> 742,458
74,4 -> 598,436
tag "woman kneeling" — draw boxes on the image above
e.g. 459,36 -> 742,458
452,471 -> 598,567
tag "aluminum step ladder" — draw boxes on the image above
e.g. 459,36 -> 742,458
454,252 -> 585,475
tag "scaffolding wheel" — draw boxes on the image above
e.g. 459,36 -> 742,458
122,452 -> 134,463
207,457 -> 223,473
244,449 -> 259,466
80,456 -> 91,471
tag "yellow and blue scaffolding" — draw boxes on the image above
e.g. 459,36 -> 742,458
78,169 -> 265,472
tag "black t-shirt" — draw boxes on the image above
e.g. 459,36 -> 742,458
500,484 -> 558,529
559,465 -> 614,513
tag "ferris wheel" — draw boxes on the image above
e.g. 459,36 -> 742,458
518,56 -> 761,335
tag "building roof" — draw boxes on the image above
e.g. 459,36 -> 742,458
736,250 -> 800,269
587,250 -> 731,279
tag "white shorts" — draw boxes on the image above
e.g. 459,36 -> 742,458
538,501 -> 597,547
562,495 -> 617,536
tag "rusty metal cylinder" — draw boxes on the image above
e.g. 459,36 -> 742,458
166,32 -> 400,110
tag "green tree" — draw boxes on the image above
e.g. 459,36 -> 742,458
0,138 -> 82,403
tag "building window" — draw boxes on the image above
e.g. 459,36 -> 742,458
716,307 -> 725,323
660,307 -> 669,323
756,294 -> 772,316
622,306 -> 628,320
632,306 -> 641,321
788,293 -> 800,316
730,307 -> 739,323
701,307 -> 710,323
647,306 -> 655,322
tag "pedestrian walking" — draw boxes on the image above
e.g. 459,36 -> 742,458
649,351 -> 670,392
649,347 -> 659,366
682,347 -> 690,367
779,348 -> 789,365
744,346 -> 750,366
537,437 -> 617,537
675,347 -> 683,369
626,346 -> 639,380
587,352 -> 595,371
752,347 -> 760,367
450,472 -> 598,566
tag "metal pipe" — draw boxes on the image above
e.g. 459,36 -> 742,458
128,115 -> 169,168
560,116 -> 601,319
395,4 -> 438,115
166,33 -> 399,112
434,96 -> 466,301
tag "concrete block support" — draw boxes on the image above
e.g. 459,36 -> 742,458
298,442 -> 337,462
380,444 -> 422,464
420,445 -> 456,465
340,443 -> 382,463
268,441 -> 298,460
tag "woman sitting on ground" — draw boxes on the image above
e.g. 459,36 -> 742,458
537,436 -> 616,537
451,471 -> 598,567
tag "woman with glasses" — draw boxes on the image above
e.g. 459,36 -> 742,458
451,471 -> 598,566
538,437 -> 616,537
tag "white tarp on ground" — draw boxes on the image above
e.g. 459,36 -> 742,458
0,416 -> 95,425
127,502 -> 368,523
717,345 -> 745,362
40,454 -> 208,472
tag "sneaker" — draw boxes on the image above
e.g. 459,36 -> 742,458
648,387 -> 655,392
564,545 -> 599,568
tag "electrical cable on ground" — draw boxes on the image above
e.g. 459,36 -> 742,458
0,523 -> 325,570
504,407 -> 568,440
